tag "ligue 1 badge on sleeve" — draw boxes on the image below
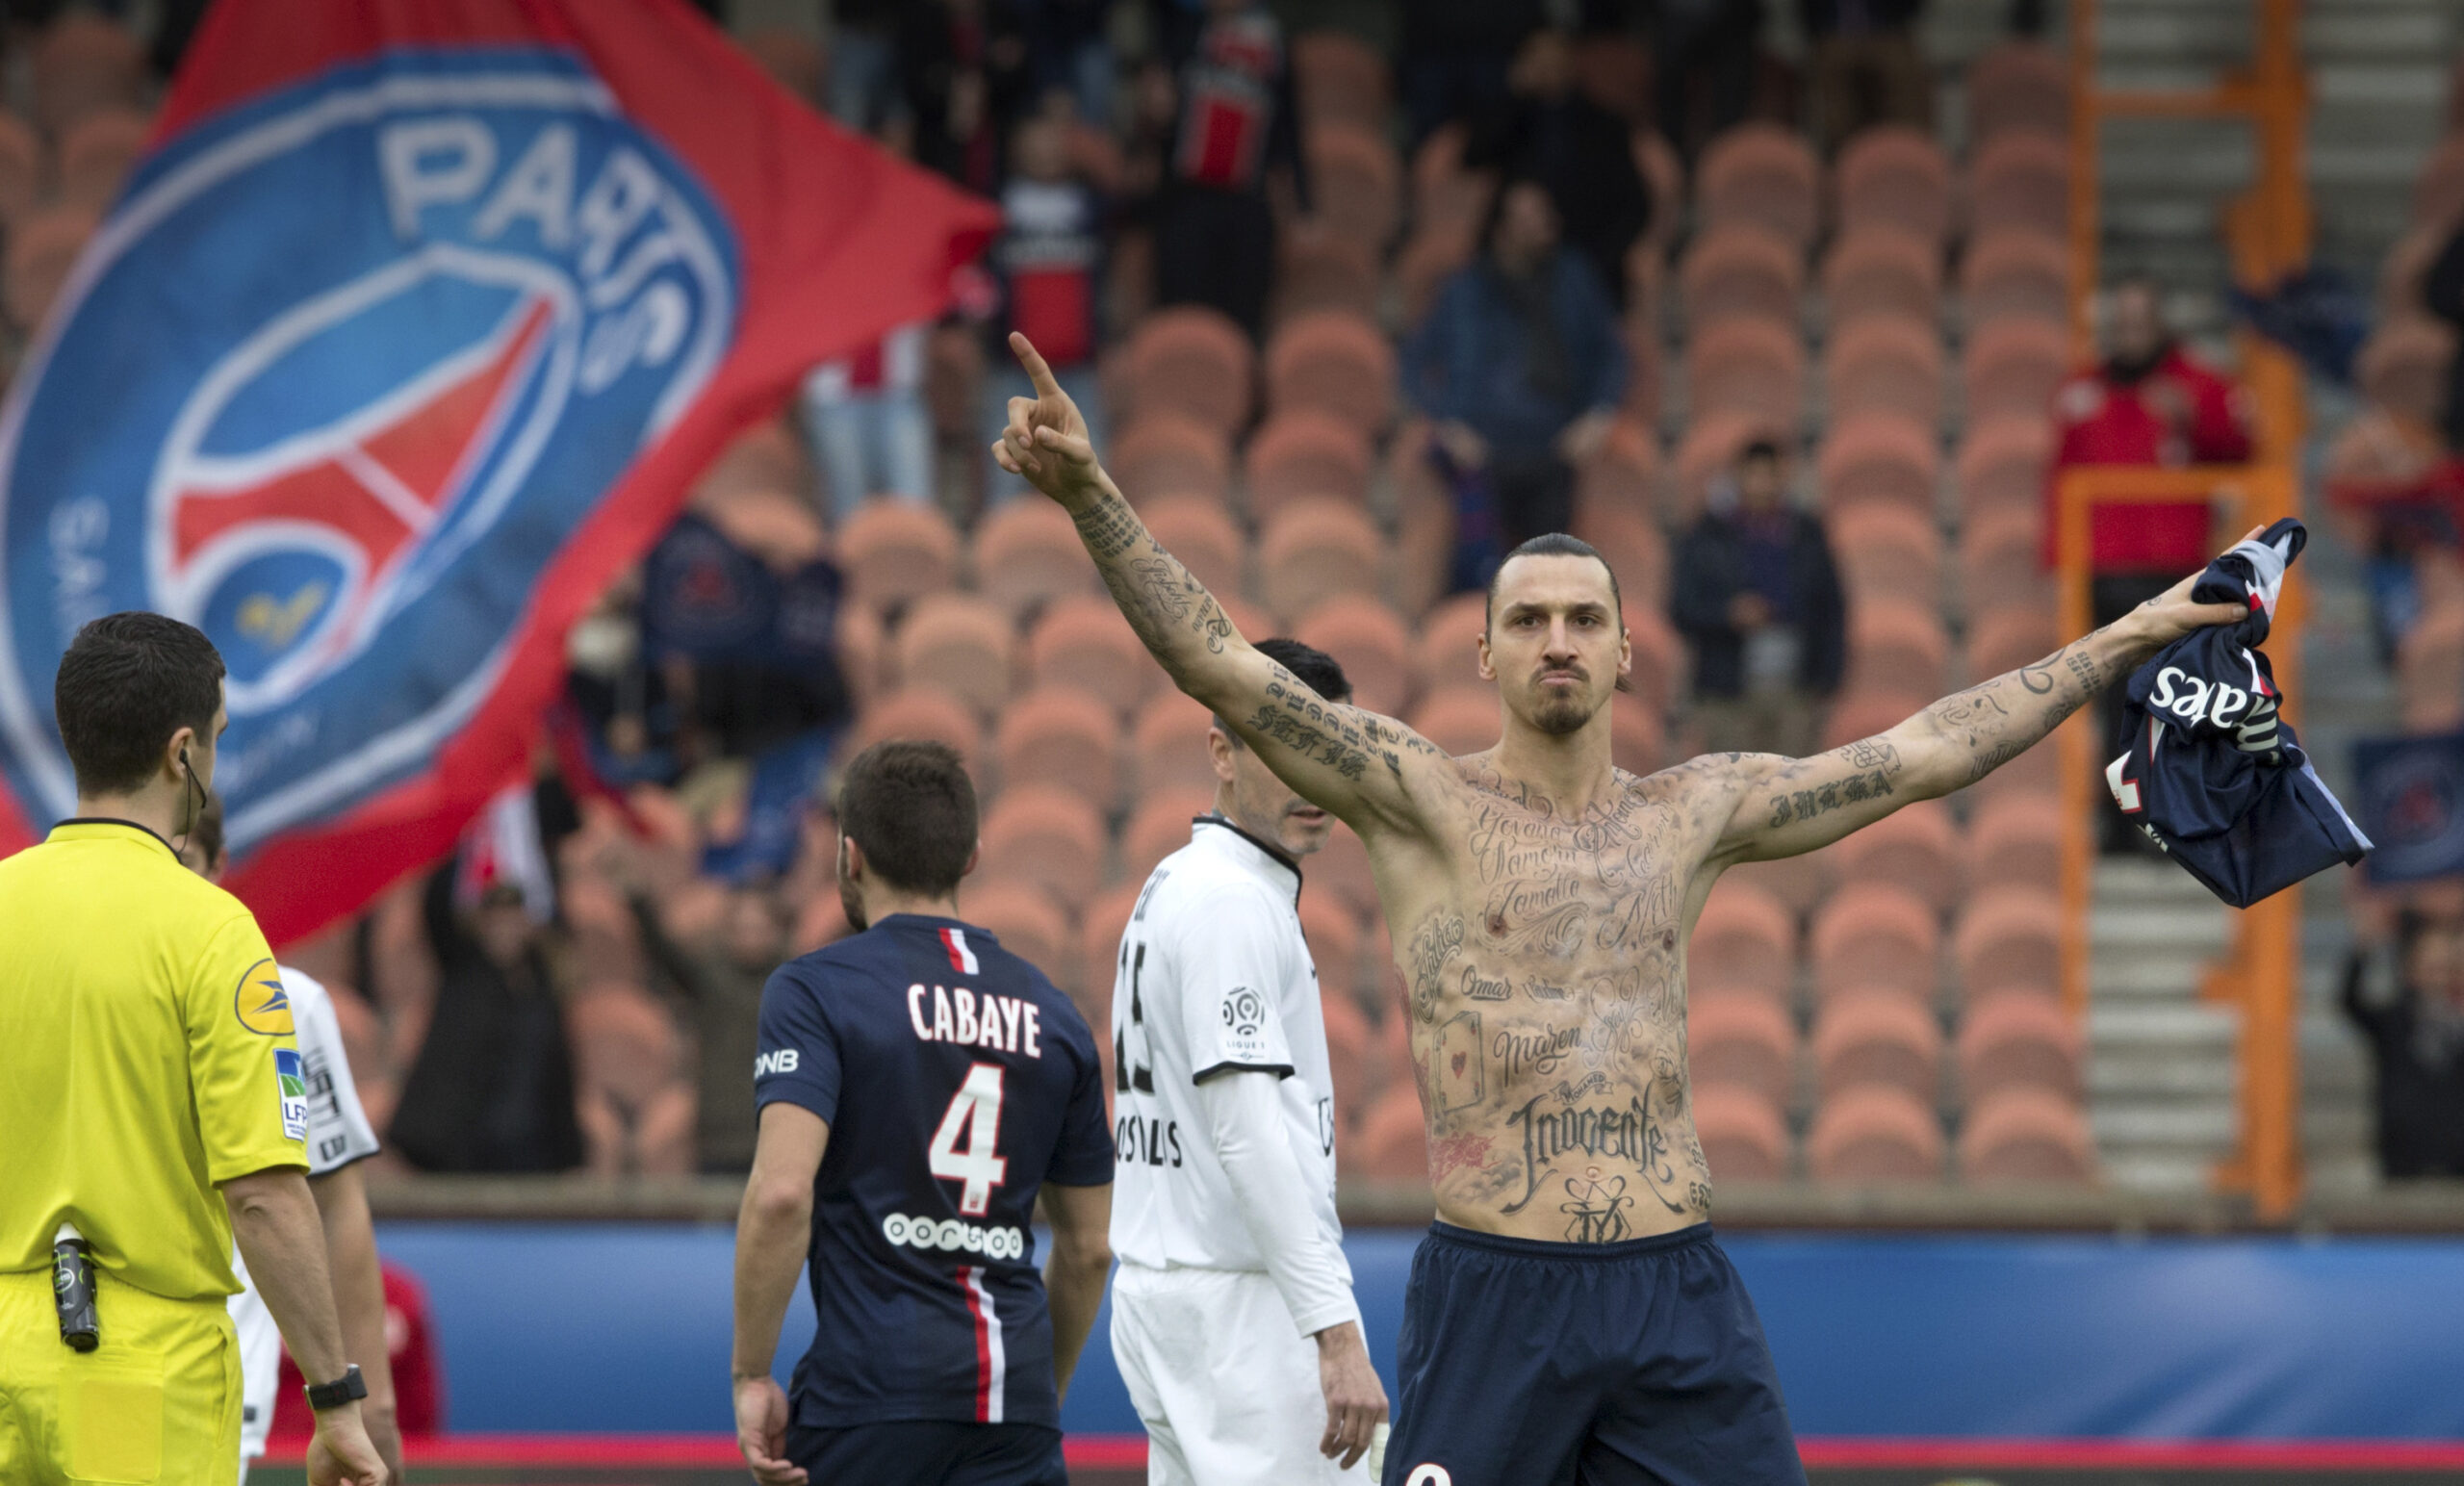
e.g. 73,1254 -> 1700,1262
274,1046 -> 309,1140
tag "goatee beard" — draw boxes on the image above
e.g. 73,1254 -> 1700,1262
1533,695 -> 1592,734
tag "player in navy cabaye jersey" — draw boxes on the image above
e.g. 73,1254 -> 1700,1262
732,741 -> 1116,1486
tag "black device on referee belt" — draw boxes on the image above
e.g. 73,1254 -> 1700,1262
53,1223 -> 97,1351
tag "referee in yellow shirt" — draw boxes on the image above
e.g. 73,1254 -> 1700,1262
0,613 -> 385,1486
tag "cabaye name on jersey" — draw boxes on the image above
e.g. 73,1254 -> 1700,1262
908,983 -> 1044,1057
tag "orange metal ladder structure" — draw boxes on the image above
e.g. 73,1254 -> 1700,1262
2055,0 -> 2312,1218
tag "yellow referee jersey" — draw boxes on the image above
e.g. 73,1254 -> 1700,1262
0,820 -> 306,1302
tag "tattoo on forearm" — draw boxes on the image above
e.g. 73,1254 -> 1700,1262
1765,768 -> 1894,828
1069,495 -> 1143,560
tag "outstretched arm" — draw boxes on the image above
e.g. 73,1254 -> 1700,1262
993,333 -> 1447,834
1711,551 -> 2250,863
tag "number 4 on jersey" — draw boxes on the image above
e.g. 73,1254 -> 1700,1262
929,1063 -> 1010,1217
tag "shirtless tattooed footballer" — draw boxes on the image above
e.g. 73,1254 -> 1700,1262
993,333 -> 2246,1486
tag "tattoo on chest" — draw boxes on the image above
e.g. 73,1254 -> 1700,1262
1407,911 -> 1467,1021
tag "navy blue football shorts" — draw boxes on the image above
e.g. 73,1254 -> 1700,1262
784,1419 -> 1065,1485
1383,1222 -> 1806,1486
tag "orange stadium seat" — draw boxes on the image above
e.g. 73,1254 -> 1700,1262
837,500 -> 959,614
1266,310 -> 1396,436
1687,879 -> 1797,1004
1306,123 -> 1402,250
965,879 -> 1076,991
1296,595 -> 1414,719
835,602 -> 886,705
1317,823 -> 1382,933
701,484 -> 825,572
1963,319 -> 2071,425
2,205 -> 99,333
2357,319 -> 2455,428
0,115 -> 36,227
1959,509 -> 2051,628
1574,500 -> 1670,614
1413,593 -> 1490,695
1846,596 -> 1949,697
1140,495 -> 1247,600
1407,685 -> 1502,758
1387,423 -> 1455,618
1820,688 -> 1929,754
1130,690 -> 1219,799
1120,787 -> 1220,886
1960,1088 -> 2094,1184
1958,990 -> 2081,1098
1635,132 -> 1685,254
1966,607 -> 2059,681
1961,230 -> 2071,333
1834,125 -> 1951,243
995,686 -> 1122,812
1027,594 -> 1160,716
1831,503 -> 1942,603
1118,308 -> 1255,436
1245,410 -> 1373,521
1610,691 -> 1666,777
850,687 -> 985,769
31,13 -> 146,135
1809,1086 -> 1944,1183
1816,411 -> 1938,519
1274,226 -> 1381,323
1951,886 -> 2063,1004
1964,793 -> 2062,897
970,500 -> 1100,619
978,784 -> 1108,914
57,106 -> 148,212
2411,134 -> 2464,234
1833,798 -> 1960,913
1814,986 -> 1940,1105
1686,318 -> 1805,429
1693,1085 -> 1791,1181
1820,227 -> 1939,330
1964,40 -> 2068,145
1698,122 -> 1820,250
1259,500 -> 1381,620
1354,1086 -> 1428,1181
1956,414 -> 2053,525
1810,883 -> 1938,1003
1966,133 -> 2069,242
892,594 -> 1017,717
1577,418 -> 1667,531
1680,224 -> 1805,328
1688,994 -> 1799,1107
693,417 -> 809,505
1292,29 -> 1391,130
1672,410 -> 1774,518
1076,883 -> 1140,1023
1824,317 -> 1944,429
1111,413 -> 1233,504
1299,891 -> 1365,1006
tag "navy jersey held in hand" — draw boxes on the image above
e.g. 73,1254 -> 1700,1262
756,913 -> 1114,1430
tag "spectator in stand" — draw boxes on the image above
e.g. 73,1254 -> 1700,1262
626,880 -> 793,1175
1150,0 -> 1309,341
2422,219 -> 2464,451
984,110 -> 1110,501
1404,178 -> 1626,559
387,863 -> 584,1175
1671,439 -> 1847,756
800,321 -> 935,516
2343,902 -> 2464,1180
897,0 -> 1032,193
2048,277 -> 2253,824
1800,0 -> 1933,154
1018,0 -> 1116,125
1466,29 -> 1654,311
827,0 -> 906,136
1399,0 -> 1546,148
1653,0 -> 1765,163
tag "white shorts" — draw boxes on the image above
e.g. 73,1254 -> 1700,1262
1110,1264 -> 1365,1486
228,1254 -> 281,1466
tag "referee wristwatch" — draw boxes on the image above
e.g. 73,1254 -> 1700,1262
304,1364 -> 367,1411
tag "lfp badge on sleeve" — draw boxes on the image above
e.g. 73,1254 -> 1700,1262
0,50 -> 735,858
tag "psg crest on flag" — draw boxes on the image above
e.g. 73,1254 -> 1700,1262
0,50 -> 738,853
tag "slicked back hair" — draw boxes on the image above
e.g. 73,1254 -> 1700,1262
1484,533 -> 1624,631
55,611 -> 225,797
1217,637 -> 1353,746
836,740 -> 978,897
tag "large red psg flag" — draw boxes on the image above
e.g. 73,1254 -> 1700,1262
0,0 -> 995,942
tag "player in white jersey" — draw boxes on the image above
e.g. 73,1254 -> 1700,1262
187,801 -> 404,1484
1109,638 -> 1388,1485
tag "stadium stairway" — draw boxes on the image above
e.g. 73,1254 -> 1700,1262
2089,859 -> 2237,1194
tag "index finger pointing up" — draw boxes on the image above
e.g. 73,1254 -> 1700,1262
1008,330 -> 1063,398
